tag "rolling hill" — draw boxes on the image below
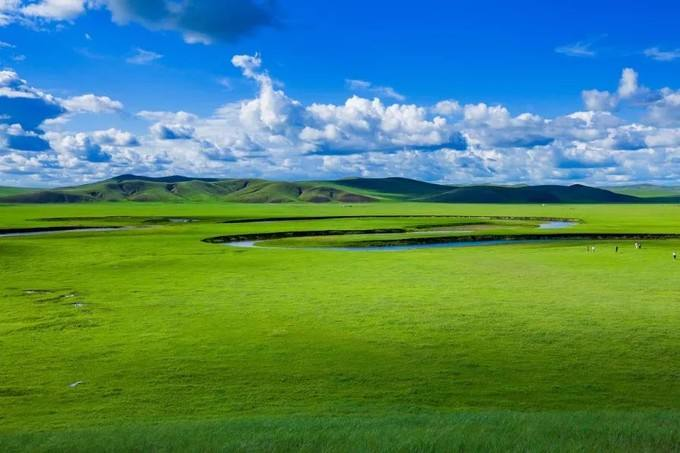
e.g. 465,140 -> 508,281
606,184 -> 680,198
330,177 -> 454,199
1,174 -> 679,204
0,176 -> 379,204
423,184 -> 639,203
0,186 -> 35,198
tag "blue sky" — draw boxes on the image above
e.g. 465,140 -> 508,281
1,0 -> 680,186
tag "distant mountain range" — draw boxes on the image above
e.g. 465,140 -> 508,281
1,174 -> 680,204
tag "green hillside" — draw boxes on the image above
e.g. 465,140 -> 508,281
0,176 -> 378,204
331,177 -> 453,199
2,175 -> 680,204
606,184 -> 680,198
423,184 -> 640,203
0,186 -> 36,198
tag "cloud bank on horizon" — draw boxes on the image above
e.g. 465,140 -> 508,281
1,0 -> 680,187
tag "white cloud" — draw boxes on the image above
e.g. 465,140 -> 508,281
231,53 -> 263,80
137,110 -> 198,124
62,94 -> 123,114
345,79 -> 405,101
303,96 -> 465,153
582,89 -> 618,111
150,123 -> 195,140
0,68 -> 126,166
581,68 -> 659,112
0,69 -> 65,130
6,56 -> 680,187
126,48 -> 163,65
21,0 -> 85,20
91,128 -> 139,147
463,103 -> 511,127
618,68 -> 639,98
49,132 -> 111,164
647,89 -> 680,126
644,47 -> 680,62
555,40 -> 596,57
432,100 -> 461,116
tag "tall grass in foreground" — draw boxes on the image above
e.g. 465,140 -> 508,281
3,412 -> 680,452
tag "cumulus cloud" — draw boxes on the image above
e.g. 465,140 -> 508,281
5,55 -> 680,187
53,132 -> 112,163
0,68 -> 125,163
580,69 -> 680,128
0,69 -> 65,131
227,54 -> 466,155
581,68 -> 660,112
304,97 -> 467,154
21,0 -> 85,20
553,144 -> 618,169
231,53 -> 264,80
91,128 -> 139,146
62,94 -> 123,114
582,89 -> 617,112
150,123 -> 194,140
647,89 -> 680,126
1,124 -> 51,151
618,68 -> 639,98
42,128 -> 142,171
432,100 -> 461,116
127,59 -> 680,186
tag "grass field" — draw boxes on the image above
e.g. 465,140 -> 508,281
3,202 -> 680,451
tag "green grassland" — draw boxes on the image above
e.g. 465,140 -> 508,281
3,202 -> 680,451
0,186 -> 34,197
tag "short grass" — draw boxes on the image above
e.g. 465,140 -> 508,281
3,202 -> 680,451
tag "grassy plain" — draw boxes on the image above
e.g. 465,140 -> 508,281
3,202 -> 680,451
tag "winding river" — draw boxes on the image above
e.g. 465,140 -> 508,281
223,221 -> 580,251
3,220 -> 678,252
